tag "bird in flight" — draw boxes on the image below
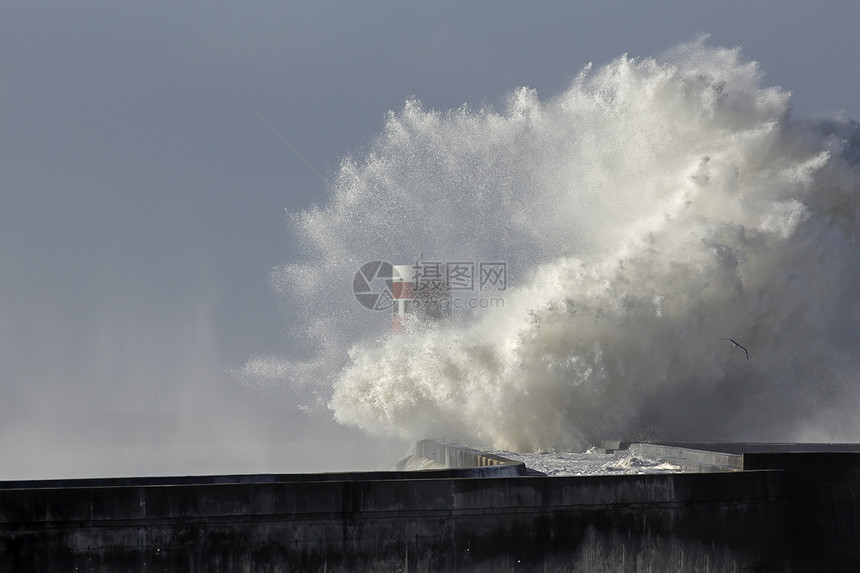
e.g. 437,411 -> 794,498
721,338 -> 749,360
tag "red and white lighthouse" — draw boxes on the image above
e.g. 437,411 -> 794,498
391,263 -> 451,333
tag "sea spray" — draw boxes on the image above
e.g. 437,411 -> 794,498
243,39 -> 860,451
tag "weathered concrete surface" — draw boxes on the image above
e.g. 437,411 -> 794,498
415,439 -> 526,471
0,438 -> 796,573
603,441 -> 860,455
623,443 -> 744,472
745,452 -> 860,572
603,441 -> 860,572
8,441 -> 860,571
0,464 -> 523,490
0,468 -> 790,572
404,439 -> 545,476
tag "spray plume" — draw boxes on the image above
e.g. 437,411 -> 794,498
242,39 -> 860,451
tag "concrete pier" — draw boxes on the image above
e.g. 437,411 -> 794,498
2,441 -> 860,571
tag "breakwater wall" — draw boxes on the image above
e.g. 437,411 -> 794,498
2,441 -> 860,571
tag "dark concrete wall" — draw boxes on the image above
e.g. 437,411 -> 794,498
8,441 -> 860,572
745,452 -> 860,572
0,467 -> 790,572
0,465 -> 522,491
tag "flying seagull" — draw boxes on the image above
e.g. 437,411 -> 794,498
721,338 -> 749,360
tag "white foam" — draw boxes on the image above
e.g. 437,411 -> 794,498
491,450 -> 683,477
245,39 -> 860,452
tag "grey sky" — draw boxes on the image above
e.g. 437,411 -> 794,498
1,1 -> 859,478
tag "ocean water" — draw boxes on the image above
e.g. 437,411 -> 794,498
494,449 -> 683,477
241,39 -> 860,453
